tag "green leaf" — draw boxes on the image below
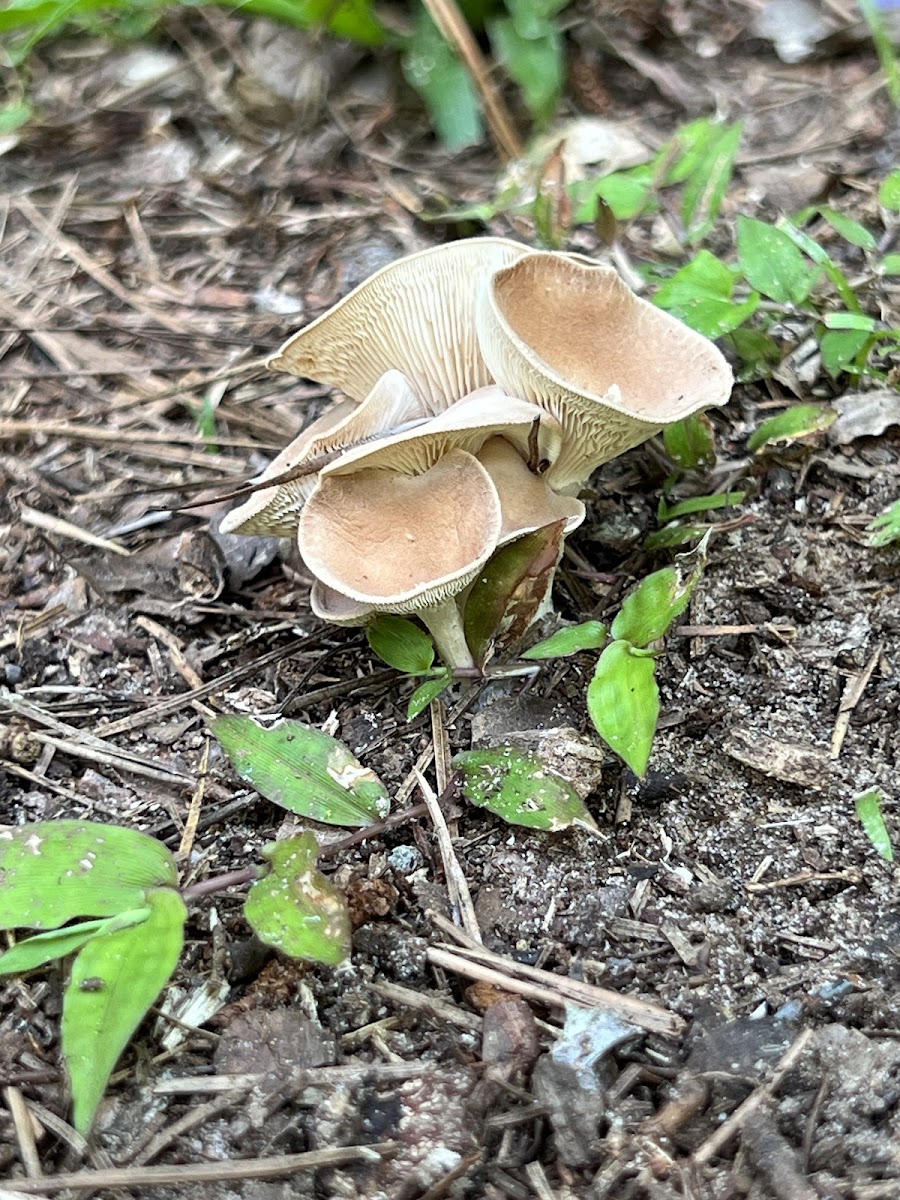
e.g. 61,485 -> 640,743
868,499 -> 900,546
658,491 -> 745,521
489,13 -> 562,126
367,615 -> 435,673
816,207 -> 877,252
747,404 -> 837,452
453,748 -> 596,832
244,834 -> 350,965
680,120 -> 743,243
211,716 -> 389,826
662,413 -> 717,469
611,540 -> 707,647
63,887 -> 186,1135
0,100 -> 32,135
587,641 -> 659,777
403,8 -> 483,149
0,910 -> 150,976
570,164 -> 656,223
463,521 -> 566,667
232,0 -> 387,45
643,523 -> 710,551
881,253 -> 900,275
820,328 -> 874,378
736,216 -> 819,305
407,671 -> 454,720
854,787 -> 894,862
521,620 -> 608,660
0,821 -> 178,931
653,251 -> 759,338
879,169 -> 900,211
823,312 -> 879,332
728,328 -> 783,380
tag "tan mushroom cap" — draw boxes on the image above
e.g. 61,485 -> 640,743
298,448 -> 502,612
323,386 -> 563,478
476,436 -> 585,544
219,398 -> 357,537
477,253 -> 734,491
310,580 -> 373,626
269,238 -> 532,415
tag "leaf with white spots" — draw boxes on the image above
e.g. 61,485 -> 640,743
62,887 -> 186,1135
452,748 -> 597,832
244,834 -> 350,966
0,821 -> 178,931
211,716 -> 390,827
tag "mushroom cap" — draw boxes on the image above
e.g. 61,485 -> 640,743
219,398 -> 357,536
323,386 -> 563,478
298,448 -> 502,613
476,253 -> 734,490
476,436 -> 585,544
309,580 -> 373,626
269,238 -> 532,415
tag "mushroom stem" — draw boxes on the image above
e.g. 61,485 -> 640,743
419,598 -> 475,669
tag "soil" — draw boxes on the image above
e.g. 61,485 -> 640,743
1,4 -> 899,1198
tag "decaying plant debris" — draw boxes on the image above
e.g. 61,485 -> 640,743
0,4 -> 899,1199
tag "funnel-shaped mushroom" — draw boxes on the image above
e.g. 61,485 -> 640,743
221,238 -> 733,668
298,449 -> 503,666
270,238 -> 531,415
476,252 -> 733,491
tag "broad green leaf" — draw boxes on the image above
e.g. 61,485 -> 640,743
403,8 -> 483,149
777,218 -> 861,311
654,251 -> 759,338
63,887 -> 186,1135
680,120 -> 743,243
522,620 -> 608,660
663,413 -> 716,469
0,821 -> 178,931
407,671 -> 454,720
820,329 -> 873,378
868,499 -> 900,546
0,909 -> 150,976
736,216 -> 819,305
463,521 -> 565,667
658,491 -> 745,521
367,615 -> 435,673
245,834 -> 350,965
611,540 -> 707,647
571,164 -> 656,223
880,169 -> 900,211
816,207 -> 877,251
881,253 -> 900,274
747,404 -> 836,452
489,14 -> 562,126
854,788 -> 894,862
664,117 -> 722,184
453,748 -> 596,832
587,641 -> 659,777
211,716 -> 389,826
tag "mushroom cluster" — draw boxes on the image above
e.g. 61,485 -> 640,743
221,238 -> 733,667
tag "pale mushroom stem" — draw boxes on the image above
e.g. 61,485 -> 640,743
418,598 -> 475,670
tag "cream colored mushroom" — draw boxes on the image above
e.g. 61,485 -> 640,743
298,449 -> 503,667
269,238 -> 532,415
476,251 -> 734,491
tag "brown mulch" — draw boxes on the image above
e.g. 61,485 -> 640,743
1,4 -> 899,1198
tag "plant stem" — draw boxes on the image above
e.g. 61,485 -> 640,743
181,866 -> 260,902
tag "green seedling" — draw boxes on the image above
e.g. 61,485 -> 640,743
453,747 -> 597,832
521,620 -> 608,660
854,787 -> 894,862
747,404 -> 837,453
662,413 -> 717,470
407,670 -> 454,719
244,834 -> 351,964
868,499 -> 900,547
211,714 -> 390,826
657,491 -> 745,523
587,642 -> 659,778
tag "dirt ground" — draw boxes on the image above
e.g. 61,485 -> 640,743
1,3 -> 899,1198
